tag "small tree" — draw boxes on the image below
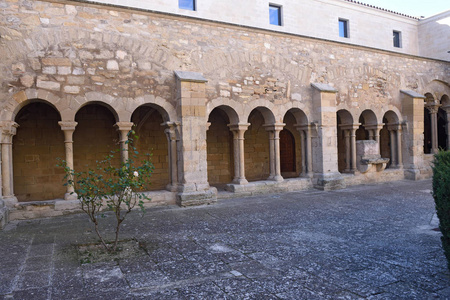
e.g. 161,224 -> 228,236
432,150 -> 450,270
59,130 -> 154,252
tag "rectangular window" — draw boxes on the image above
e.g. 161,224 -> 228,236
393,30 -> 401,48
269,4 -> 282,26
339,19 -> 349,38
179,0 -> 195,11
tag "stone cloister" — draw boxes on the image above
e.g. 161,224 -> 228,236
0,0 -> 449,225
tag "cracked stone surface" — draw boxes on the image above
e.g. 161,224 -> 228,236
0,179 -> 449,299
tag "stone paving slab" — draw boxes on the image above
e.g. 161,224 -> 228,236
1,179 -> 449,299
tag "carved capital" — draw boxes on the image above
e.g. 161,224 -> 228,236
0,121 -> 19,143
263,123 -> 285,132
58,121 -> 78,131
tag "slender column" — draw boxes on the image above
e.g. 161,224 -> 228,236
296,124 -> 313,177
299,130 -> 306,176
389,128 -> 396,166
264,124 -> 285,182
228,124 -> 250,185
114,122 -> 134,163
350,126 -> 357,173
1,122 -> 19,202
305,126 -> 313,177
427,105 -> 440,154
368,129 -> 374,140
162,122 -> 180,191
396,126 -> 403,168
58,122 -> 78,200
344,130 -> 351,172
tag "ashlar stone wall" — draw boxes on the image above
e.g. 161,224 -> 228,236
0,0 -> 449,212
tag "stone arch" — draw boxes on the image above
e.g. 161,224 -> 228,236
74,103 -> 120,173
207,98 -> 243,124
281,108 -> 308,177
73,99 -> 120,123
3,89 -> 64,122
13,101 -> 65,202
129,95 -> 177,123
131,104 -> 170,190
380,111 -> 400,168
207,107 -> 234,188
357,109 -> 378,140
244,106 -> 276,181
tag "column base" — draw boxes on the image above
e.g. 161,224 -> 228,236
165,184 -> 178,192
3,196 -> 18,207
64,193 -> 78,201
313,173 -> 345,191
232,178 -> 248,185
267,175 -> 284,182
176,187 -> 217,207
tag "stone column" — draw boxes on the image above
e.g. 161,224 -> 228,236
58,121 -> 78,200
1,122 -> 19,205
389,127 -> 397,166
350,125 -> 358,173
427,105 -> 440,154
174,70 -> 216,206
296,124 -> 313,177
228,123 -> 250,185
264,124 -> 285,182
114,122 -> 134,163
365,124 -> 384,150
310,83 -> 344,190
344,129 -> 351,172
396,126 -> 403,168
162,122 -> 180,192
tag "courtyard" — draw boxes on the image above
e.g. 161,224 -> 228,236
0,179 -> 449,299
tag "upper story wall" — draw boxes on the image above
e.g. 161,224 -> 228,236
84,0 -> 420,56
418,11 -> 450,61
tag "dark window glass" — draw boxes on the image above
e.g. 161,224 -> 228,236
269,5 -> 281,26
339,19 -> 348,38
179,0 -> 195,11
393,31 -> 401,48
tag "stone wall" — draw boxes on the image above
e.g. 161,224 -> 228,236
0,0 -> 449,214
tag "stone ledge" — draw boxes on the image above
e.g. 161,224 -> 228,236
222,178 -> 313,197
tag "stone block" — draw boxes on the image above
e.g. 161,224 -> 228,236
36,80 -> 60,91
42,57 -> 72,66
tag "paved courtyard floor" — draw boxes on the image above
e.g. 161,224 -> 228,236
0,179 -> 449,299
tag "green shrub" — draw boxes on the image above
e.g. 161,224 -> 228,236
432,150 -> 450,270
59,130 -> 154,252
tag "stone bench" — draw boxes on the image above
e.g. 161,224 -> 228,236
356,140 -> 390,173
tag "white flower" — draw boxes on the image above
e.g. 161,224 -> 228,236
133,171 -> 139,177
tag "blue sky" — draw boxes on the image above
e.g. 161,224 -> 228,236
357,0 -> 449,18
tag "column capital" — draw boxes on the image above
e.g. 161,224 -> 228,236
426,103 -> 441,114
339,123 -> 360,131
228,123 -> 250,132
387,123 -> 402,131
114,122 -> 134,132
58,121 -> 78,131
365,124 -> 384,131
441,105 -> 450,113
0,121 -> 19,143
263,123 -> 285,132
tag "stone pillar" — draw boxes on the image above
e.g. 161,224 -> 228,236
162,122 -> 180,192
396,125 -> 403,168
58,121 -> 78,200
296,124 -> 313,177
427,105 -> 440,154
389,127 -> 397,166
400,90 -> 426,180
264,124 -> 285,182
350,125 -> 359,173
344,129 -> 351,172
174,71 -> 216,206
114,122 -> 134,163
365,124 -> 384,150
1,121 -> 19,206
228,123 -> 250,185
311,83 -> 344,190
